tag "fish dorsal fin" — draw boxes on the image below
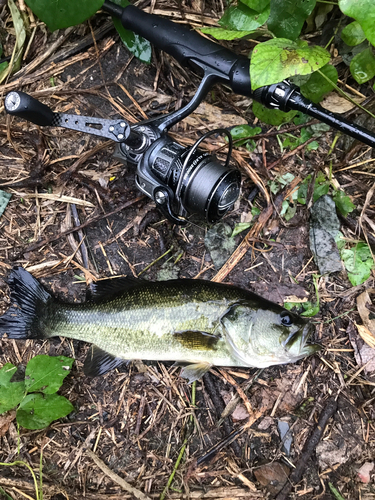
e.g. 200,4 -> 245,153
87,275 -> 142,302
173,330 -> 219,350
84,345 -> 125,377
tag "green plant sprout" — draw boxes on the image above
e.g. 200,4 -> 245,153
0,355 -> 74,430
285,274 -> 320,316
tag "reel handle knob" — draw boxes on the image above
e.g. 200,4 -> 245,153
5,91 -> 56,126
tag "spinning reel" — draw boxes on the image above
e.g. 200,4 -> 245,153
5,89 -> 240,225
5,0 -> 375,225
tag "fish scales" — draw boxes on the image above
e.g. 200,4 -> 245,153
48,281 -> 236,365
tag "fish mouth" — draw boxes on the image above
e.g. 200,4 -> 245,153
285,322 -> 319,355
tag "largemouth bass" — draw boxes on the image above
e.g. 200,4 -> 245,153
0,267 -> 319,382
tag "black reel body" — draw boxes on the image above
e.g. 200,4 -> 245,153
115,125 -> 241,224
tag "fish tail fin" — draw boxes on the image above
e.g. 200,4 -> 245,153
0,267 -> 53,340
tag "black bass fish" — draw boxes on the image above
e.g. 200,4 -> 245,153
0,267 -> 319,382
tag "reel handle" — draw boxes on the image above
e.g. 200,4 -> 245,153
5,91 -> 145,147
5,91 -> 55,126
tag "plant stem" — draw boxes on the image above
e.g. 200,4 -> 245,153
317,69 -> 375,120
0,461 -> 40,500
39,449 -> 43,500
328,482 -> 346,500
159,381 -> 196,500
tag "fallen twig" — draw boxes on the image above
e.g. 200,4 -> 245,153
202,372 -> 242,457
275,396 -> 338,500
86,448 -> 152,500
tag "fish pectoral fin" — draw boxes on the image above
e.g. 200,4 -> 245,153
84,345 -> 126,377
176,362 -> 212,383
173,330 -> 219,350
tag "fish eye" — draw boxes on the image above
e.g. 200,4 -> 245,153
280,311 -> 293,327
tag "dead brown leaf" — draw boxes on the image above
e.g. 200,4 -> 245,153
183,102 -> 247,129
0,410 -> 16,437
348,322 -> 375,373
356,323 -> 375,349
253,462 -> 289,496
321,93 -> 364,113
356,290 -> 375,348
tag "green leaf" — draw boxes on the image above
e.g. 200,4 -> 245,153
350,48 -> 375,84
306,140 -> 319,151
200,27 -> 258,40
253,101 -> 297,125
241,0 -> 270,13
219,2 -> 270,31
0,364 -> 26,414
341,21 -> 366,46
230,125 -> 262,146
284,302 -> 299,310
341,243 -> 374,286
0,0 -> 27,84
313,181 -> 330,202
251,206 -> 261,216
333,190 -> 355,217
0,486 -> 13,500
297,176 -> 310,204
294,112 -> 311,125
300,64 -> 338,103
335,231 -> 346,251
281,128 -> 313,150
268,0 -> 316,40
17,393 -> 74,429
231,222 -> 252,237
328,482 -> 346,500
0,62 -> 8,80
301,302 -> 320,317
269,172 -> 295,194
111,0 -> 151,64
338,0 -> 375,46
251,38 -> 331,90
25,355 -> 74,395
282,201 -> 297,221
25,0 -> 104,31
0,190 -> 12,218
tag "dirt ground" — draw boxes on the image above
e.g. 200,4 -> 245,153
0,1 -> 375,499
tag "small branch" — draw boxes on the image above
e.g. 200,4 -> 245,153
275,396 -> 338,500
86,448 -> 151,500
202,372 -> 242,457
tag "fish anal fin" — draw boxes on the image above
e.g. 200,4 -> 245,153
84,345 -> 125,377
173,330 -> 219,350
178,362 -> 212,383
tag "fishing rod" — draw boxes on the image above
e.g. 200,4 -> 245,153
101,0 -> 375,148
4,0 -> 375,226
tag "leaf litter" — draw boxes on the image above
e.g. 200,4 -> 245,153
0,2 -> 374,499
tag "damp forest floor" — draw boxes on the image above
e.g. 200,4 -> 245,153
0,1 -> 375,499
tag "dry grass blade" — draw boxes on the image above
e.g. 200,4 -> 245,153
17,192 -> 95,207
